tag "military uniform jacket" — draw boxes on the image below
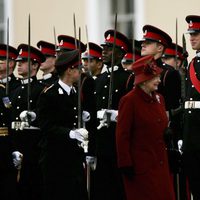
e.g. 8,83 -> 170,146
95,64 -> 134,157
116,87 -> 175,200
156,58 -> 181,111
80,73 -> 97,156
10,76 -> 45,163
183,56 -> 200,151
38,81 -> 85,177
38,72 -> 58,87
0,85 -> 15,171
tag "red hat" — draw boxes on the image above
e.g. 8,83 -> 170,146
162,43 -> 188,61
37,40 -> 56,57
186,15 -> 200,33
0,44 -> 18,60
142,25 -> 172,47
132,55 -> 163,85
16,44 -> 46,64
57,35 -> 86,53
81,42 -> 102,60
101,30 -> 130,52
122,53 -> 134,63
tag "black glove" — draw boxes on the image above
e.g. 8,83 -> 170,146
119,166 -> 134,179
163,127 -> 174,145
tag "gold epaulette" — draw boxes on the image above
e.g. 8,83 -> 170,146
43,84 -> 54,93
0,84 -> 5,89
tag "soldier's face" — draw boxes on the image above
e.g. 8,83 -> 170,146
71,68 -> 80,83
17,60 -> 35,78
189,32 -> 200,50
102,45 -> 113,64
40,56 -> 55,72
141,41 -> 160,56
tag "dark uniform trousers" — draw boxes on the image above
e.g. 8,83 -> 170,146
92,65 -> 134,200
183,56 -> 200,200
10,77 -> 45,200
0,83 -> 19,200
156,58 -> 191,200
38,81 -> 88,200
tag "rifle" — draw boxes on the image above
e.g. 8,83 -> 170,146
6,18 -> 9,96
27,14 -> 31,113
107,13 -> 118,127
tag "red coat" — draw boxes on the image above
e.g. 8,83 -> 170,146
116,86 -> 175,200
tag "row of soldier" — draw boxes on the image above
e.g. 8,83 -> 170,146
0,14 -> 200,200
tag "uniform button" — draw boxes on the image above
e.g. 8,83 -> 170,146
188,111 -> 192,114
21,86 -> 24,89
18,96 -> 21,99
75,115 -> 78,118
160,161 -> 163,165
163,63 -> 166,66
16,117 -> 19,120
2,123 -> 5,126
115,89 -> 118,92
0,113 -> 3,116
190,98 -> 193,100
73,123 -> 76,126
74,107 -> 77,110
17,106 -> 20,109
102,96 -> 105,100
94,91 -> 96,94
30,100 -> 32,103
185,78 -> 187,80
104,85 -> 107,88
107,75 -> 110,78
198,60 -> 200,63
192,85 -> 194,88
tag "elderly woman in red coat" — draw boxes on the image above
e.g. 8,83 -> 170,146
116,55 -> 175,200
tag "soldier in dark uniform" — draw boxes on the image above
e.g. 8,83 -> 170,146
93,30 -> 134,200
0,45 -> 19,200
182,15 -> 200,200
121,39 -> 142,70
81,42 -> 103,78
10,44 -> 46,200
0,44 -> 20,95
37,40 -> 58,86
37,50 -> 89,200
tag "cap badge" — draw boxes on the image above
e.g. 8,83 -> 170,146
189,20 -> 193,27
19,49 -> 23,55
60,40 -> 63,46
106,34 -> 111,40
143,30 -> 147,37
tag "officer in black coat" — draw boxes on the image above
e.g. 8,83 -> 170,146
38,50 -> 89,200
37,40 -> 58,86
0,44 -> 20,200
92,30 -> 134,200
10,44 -> 46,200
182,15 -> 200,200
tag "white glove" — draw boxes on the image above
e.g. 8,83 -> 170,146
86,156 -> 97,170
106,109 -> 118,122
97,109 -> 118,129
97,109 -> 118,122
20,110 -> 36,122
82,111 -> 90,122
178,140 -> 183,154
69,128 -> 88,143
12,151 -> 23,170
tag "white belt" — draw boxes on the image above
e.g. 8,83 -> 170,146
184,101 -> 200,109
11,121 -> 40,130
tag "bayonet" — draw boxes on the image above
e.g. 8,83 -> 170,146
107,13 -> 118,127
